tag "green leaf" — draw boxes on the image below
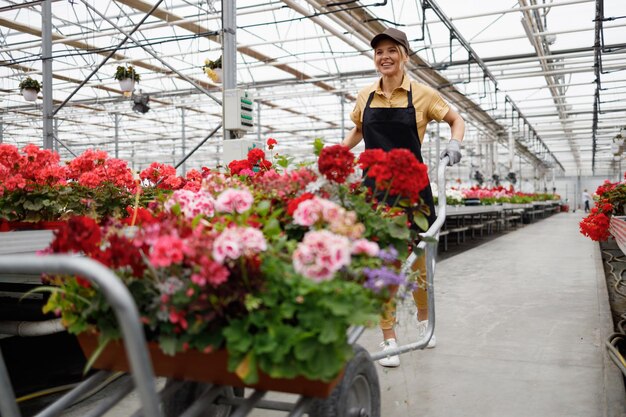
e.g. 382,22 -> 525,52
262,217 -> 281,238
23,200 -> 43,211
83,337 -> 111,375
414,213 -> 429,232
294,338 -> 317,360
313,138 -> 324,156
159,335 -> 178,356
319,320 -> 339,344
255,200 -> 271,217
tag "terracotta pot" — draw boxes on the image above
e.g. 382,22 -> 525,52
76,333 -> 342,398
0,220 -> 66,232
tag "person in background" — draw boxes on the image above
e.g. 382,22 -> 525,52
341,28 -> 465,367
582,189 -> 591,213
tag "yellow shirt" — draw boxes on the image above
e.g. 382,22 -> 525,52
350,75 -> 450,143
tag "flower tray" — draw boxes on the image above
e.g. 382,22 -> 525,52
0,220 -> 66,232
76,333 -> 343,398
609,215 -> 626,256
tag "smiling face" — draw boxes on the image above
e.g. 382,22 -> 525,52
374,38 -> 407,77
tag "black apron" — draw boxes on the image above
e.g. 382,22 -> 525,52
362,85 -> 437,228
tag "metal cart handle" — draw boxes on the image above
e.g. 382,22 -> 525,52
0,255 -> 163,417
369,156 -> 448,360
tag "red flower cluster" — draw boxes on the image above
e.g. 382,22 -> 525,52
0,143 -> 68,194
267,137 -> 277,150
67,149 -> 136,190
50,216 -> 102,256
140,162 -> 183,190
228,148 -> 272,175
318,145 -> 355,184
580,209 -> 611,241
358,148 -> 429,203
579,199 -> 614,241
595,180 -> 617,197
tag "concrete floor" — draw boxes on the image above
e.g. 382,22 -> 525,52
54,211 -> 626,416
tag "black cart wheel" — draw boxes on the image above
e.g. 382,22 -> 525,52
162,379 -> 242,417
308,345 -> 380,417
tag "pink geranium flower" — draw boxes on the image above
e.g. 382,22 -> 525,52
215,188 -> 254,213
150,235 -> 186,267
293,230 -> 351,281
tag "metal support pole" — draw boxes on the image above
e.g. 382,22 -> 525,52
181,107 -> 186,175
175,123 -> 222,170
54,0 -> 165,116
79,0 -> 221,107
0,118 -> 3,144
435,123 -> 441,175
41,0 -> 53,149
256,101 -> 261,142
114,113 -> 119,159
340,93 -> 345,140
508,129 -> 514,172
222,0 -> 237,140
519,154 -> 523,191
53,117 -> 58,153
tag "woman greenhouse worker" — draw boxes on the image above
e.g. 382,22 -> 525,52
341,28 -> 465,367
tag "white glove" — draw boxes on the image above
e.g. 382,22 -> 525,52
440,139 -> 462,166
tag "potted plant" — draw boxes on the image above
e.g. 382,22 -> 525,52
114,65 -> 141,92
203,56 -> 222,83
37,143 -> 431,391
19,77 -> 41,102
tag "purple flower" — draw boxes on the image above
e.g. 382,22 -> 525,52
377,246 -> 399,263
362,266 -> 406,292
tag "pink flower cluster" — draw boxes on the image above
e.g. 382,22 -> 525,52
150,234 -> 186,267
351,239 -> 380,256
215,188 -> 254,213
293,196 -> 364,239
165,189 -> 215,220
253,168 -> 318,200
293,230 -> 351,281
212,226 -> 267,263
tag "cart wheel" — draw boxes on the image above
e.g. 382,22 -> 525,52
162,379 -> 242,417
308,345 -> 380,417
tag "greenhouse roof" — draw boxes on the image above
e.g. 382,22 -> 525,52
0,0 -> 624,179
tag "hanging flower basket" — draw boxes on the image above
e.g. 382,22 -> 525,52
211,68 -> 223,83
203,57 -> 222,83
114,66 -> 140,93
118,78 -> 136,93
21,88 -> 38,102
18,77 -> 41,102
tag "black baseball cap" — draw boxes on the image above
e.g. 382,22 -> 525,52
370,28 -> 410,54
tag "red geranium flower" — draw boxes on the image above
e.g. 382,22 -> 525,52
267,138 -> 278,150
318,145 -> 355,184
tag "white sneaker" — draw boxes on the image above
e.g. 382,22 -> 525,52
416,319 -> 437,348
378,338 -> 400,367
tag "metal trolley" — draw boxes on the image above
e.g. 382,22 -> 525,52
0,158 -> 449,417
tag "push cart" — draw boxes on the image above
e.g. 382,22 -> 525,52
0,157 -> 450,417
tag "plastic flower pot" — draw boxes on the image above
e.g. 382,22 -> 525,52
118,78 -> 136,92
211,68 -> 223,83
21,88 -> 38,102
76,333 -> 342,398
